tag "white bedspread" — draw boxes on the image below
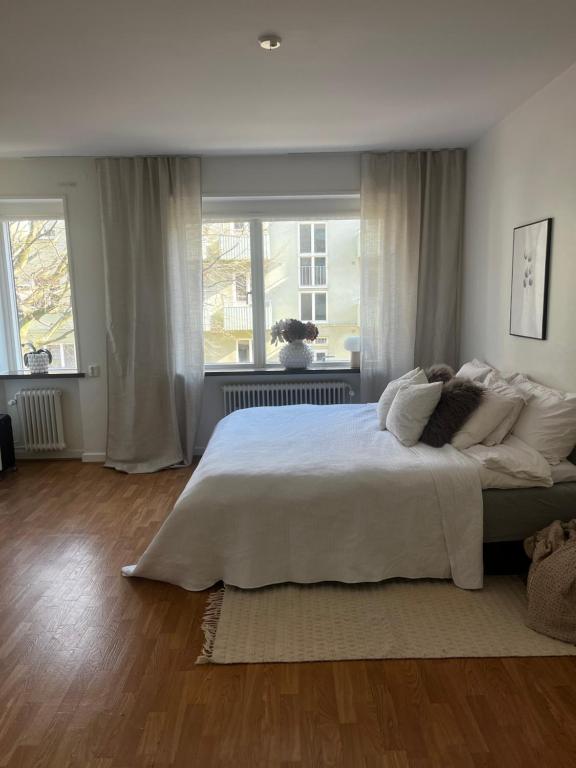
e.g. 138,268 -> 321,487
123,404 -> 484,590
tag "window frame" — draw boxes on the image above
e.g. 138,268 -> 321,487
0,197 -> 81,372
202,209 -> 358,371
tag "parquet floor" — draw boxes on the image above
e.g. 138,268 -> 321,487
0,461 -> 575,767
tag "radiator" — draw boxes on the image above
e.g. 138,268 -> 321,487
15,389 -> 66,451
222,381 -> 354,415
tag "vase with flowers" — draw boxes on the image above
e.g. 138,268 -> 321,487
270,318 -> 319,369
22,343 -> 53,374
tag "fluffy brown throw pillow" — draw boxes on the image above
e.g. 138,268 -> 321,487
420,378 -> 484,447
425,364 -> 455,384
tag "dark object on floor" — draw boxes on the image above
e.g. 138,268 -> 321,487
483,541 -> 530,575
524,520 -> 576,643
0,414 -> 15,473
421,377 -> 484,447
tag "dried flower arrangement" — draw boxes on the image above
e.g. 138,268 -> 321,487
270,318 -> 319,345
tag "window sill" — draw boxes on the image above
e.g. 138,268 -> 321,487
0,369 -> 85,380
205,366 -> 360,377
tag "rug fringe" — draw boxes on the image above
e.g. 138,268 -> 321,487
196,586 -> 226,664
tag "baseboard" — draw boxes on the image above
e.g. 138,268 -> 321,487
82,452 -> 106,463
16,448 -> 83,460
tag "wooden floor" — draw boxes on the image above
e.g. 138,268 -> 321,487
0,463 -> 575,767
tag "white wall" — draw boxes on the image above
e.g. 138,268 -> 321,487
461,63 -> 576,391
0,153 -> 362,459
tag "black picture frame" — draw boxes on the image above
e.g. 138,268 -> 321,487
509,218 -> 552,340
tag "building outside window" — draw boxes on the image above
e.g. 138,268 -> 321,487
0,199 -> 78,371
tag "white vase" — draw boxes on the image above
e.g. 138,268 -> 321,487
279,340 -> 313,369
26,352 -> 51,374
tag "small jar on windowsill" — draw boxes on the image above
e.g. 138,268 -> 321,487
344,336 -> 360,368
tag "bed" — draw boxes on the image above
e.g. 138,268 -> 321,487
123,404 -> 576,593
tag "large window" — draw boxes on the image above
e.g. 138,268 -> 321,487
201,217 -> 359,367
0,200 -> 78,371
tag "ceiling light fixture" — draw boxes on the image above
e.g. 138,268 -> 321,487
258,34 -> 281,51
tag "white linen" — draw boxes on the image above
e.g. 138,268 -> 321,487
456,359 -> 494,382
481,371 -> 528,446
463,435 -> 553,489
551,460 -> 576,484
377,367 -> 427,428
386,381 -> 443,446
510,376 -> 576,465
123,404 -> 484,591
452,389 -> 516,450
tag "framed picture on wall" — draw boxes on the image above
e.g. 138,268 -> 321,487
510,218 -> 552,340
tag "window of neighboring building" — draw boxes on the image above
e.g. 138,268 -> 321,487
298,222 -> 327,287
299,222 -> 326,254
236,340 -> 251,364
202,216 -> 359,368
0,201 -> 78,371
299,292 -> 327,322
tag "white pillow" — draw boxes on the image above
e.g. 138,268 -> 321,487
386,381 -> 443,447
510,376 -> 576,465
452,389 -> 516,450
463,435 -> 553,489
481,371 -> 529,446
551,460 -> 576,484
456,359 -> 494,382
377,368 -> 427,429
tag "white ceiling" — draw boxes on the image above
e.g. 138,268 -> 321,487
1,0 -> 575,157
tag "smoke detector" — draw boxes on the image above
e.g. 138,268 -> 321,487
258,34 -> 281,51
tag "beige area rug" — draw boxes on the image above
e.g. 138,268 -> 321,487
197,576 -> 576,664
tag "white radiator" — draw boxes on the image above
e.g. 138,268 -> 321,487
222,381 -> 354,415
15,389 -> 66,451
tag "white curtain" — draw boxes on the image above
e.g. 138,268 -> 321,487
360,150 -> 466,401
97,157 -> 204,473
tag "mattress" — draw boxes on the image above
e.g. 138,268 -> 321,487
483,482 -> 576,543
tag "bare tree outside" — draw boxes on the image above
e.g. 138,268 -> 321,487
7,219 -> 77,367
202,221 -> 253,364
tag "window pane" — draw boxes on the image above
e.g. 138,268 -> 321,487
7,219 -> 77,368
300,293 -> 313,321
264,219 -> 360,364
202,221 -> 253,365
315,292 -> 327,321
299,256 -> 312,286
299,223 -> 311,253
314,257 -> 326,286
314,223 -> 326,253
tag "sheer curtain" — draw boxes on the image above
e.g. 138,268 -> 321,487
97,157 -> 204,473
360,150 -> 466,401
